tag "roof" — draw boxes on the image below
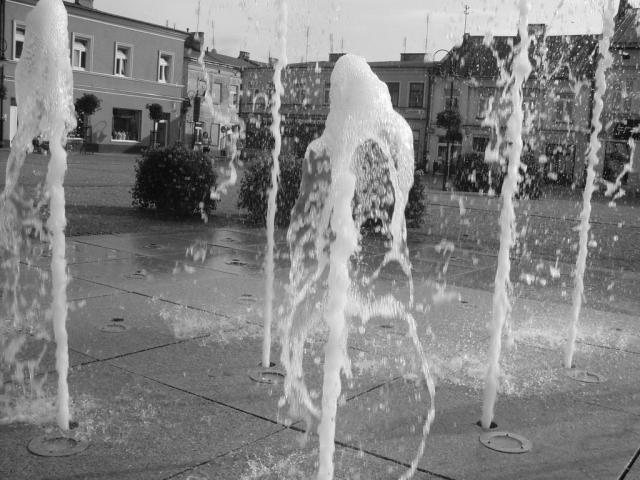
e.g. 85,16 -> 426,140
59,1 -> 190,38
445,31 -> 598,80
205,50 -> 266,68
611,8 -> 640,48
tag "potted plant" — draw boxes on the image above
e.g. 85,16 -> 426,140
146,103 -> 164,148
74,93 -> 101,142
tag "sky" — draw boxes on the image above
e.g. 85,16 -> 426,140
93,0 -> 635,63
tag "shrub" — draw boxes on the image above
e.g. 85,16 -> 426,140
238,152 -> 302,227
131,144 -> 217,216
238,149 -> 426,228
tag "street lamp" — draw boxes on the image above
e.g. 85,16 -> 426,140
433,49 -> 458,191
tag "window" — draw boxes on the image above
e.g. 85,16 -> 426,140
408,83 -> 424,108
112,108 -> 141,141
211,83 -> 221,104
323,82 -> 331,105
553,92 -> 573,123
477,87 -> 495,119
444,84 -> 460,111
229,85 -> 239,107
472,136 -> 490,153
72,37 -> 89,70
386,82 -> 399,107
158,52 -> 173,83
294,80 -> 306,104
114,43 -> 132,77
14,22 -> 26,60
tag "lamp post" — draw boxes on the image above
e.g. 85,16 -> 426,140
1,0 -> 6,147
433,49 -> 457,191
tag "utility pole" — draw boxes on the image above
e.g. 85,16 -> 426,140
195,0 -> 201,33
464,4 -> 470,35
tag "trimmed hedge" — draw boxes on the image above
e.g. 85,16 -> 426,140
453,152 -> 542,199
238,150 -> 426,228
132,144 -> 217,216
238,153 -> 302,227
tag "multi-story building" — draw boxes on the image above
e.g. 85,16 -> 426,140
601,0 -> 640,187
1,0 -> 189,151
240,53 -> 436,166
182,32 -> 262,152
434,26 -> 598,185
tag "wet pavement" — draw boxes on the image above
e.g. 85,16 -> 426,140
2,223 -> 640,479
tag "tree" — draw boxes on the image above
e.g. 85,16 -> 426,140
436,107 -> 463,190
74,93 -> 102,141
146,103 -> 164,147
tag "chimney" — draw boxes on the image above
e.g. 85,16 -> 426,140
238,51 -> 251,61
269,57 -> 279,67
400,53 -> 426,62
75,0 -> 94,8
329,52 -> 345,63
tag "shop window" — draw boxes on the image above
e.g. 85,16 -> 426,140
229,85 -> 239,107
323,82 -> 331,105
112,108 -> 141,141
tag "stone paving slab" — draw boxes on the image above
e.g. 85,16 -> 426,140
0,361 -> 282,480
335,375 -> 640,480
170,427 -> 440,480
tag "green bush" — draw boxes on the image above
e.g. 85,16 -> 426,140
238,152 -> 302,227
238,150 -> 426,228
453,152 -> 542,199
132,144 -> 217,215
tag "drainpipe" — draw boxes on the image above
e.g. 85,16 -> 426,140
1,0 -> 6,146
425,68 -> 433,172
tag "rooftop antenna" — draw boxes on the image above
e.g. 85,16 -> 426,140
211,20 -> 215,50
330,33 -> 334,54
195,0 -> 201,34
341,36 -> 344,52
464,4 -> 470,35
403,36 -> 407,53
305,26 -> 310,62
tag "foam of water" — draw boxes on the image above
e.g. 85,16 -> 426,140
0,0 -> 76,431
263,0 -> 288,368
481,0 -> 532,429
564,0 -> 618,369
278,54 -> 434,480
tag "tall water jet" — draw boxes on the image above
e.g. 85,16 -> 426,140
481,0 -> 532,430
563,0 -> 618,369
263,0 -> 288,369
279,54 -> 434,480
0,0 -> 76,430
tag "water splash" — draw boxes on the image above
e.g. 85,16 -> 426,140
564,0 -> 618,369
0,0 -> 76,431
481,0 -> 532,429
263,0 -> 288,368
279,54 -> 434,480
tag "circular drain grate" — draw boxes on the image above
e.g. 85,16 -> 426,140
476,420 -> 498,429
226,259 -> 248,267
237,293 -> 257,305
563,368 -> 604,384
28,435 -> 89,457
143,243 -> 162,249
479,431 -> 532,454
99,322 -> 130,333
125,270 -> 147,280
249,366 -> 285,385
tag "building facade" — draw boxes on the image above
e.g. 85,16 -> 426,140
240,53 -> 436,166
182,33 -> 260,152
1,0 -> 189,151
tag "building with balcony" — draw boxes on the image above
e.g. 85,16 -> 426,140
433,26 -> 598,185
240,52 -> 436,165
182,32 -> 263,152
1,0 -> 189,151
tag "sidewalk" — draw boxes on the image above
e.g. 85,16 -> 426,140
1,224 -> 640,479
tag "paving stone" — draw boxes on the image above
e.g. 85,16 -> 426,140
0,362 -> 281,480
